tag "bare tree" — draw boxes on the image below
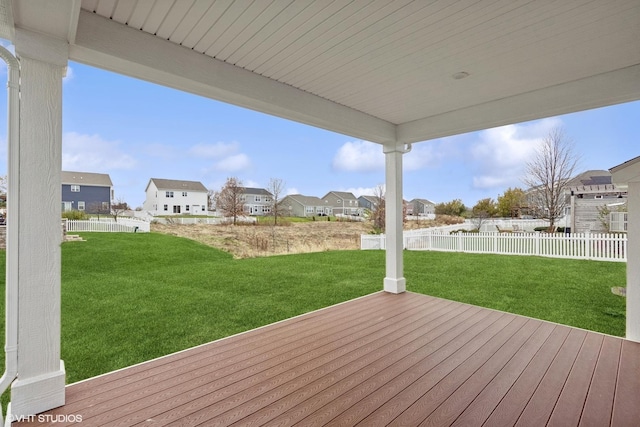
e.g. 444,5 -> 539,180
207,189 -> 216,212
111,198 -> 129,221
371,185 -> 386,233
266,177 -> 286,225
523,127 -> 580,232
216,177 -> 245,225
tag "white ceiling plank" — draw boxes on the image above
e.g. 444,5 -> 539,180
180,0 -> 233,51
93,0 -> 116,18
214,0 -> 294,63
202,0 -> 272,58
126,0 -> 155,29
283,0 -> 443,89
270,0 -> 412,82
241,1 -> 343,72
110,0 -> 136,24
154,1 -> 195,40
255,0 -> 379,78
141,0 -> 175,35
70,10 -> 397,144
193,0 -> 254,54
167,1 -> 214,45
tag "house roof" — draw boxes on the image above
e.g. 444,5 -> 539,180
6,2 -> 638,146
322,191 -> 357,201
61,171 -> 112,187
358,195 -> 378,203
147,178 -> 207,193
241,187 -> 273,196
410,198 -> 436,205
610,156 -> 640,184
284,194 -> 325,207
567,170 -> 613,187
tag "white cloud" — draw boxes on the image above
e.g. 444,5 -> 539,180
286,187 -> 299,195
213,153 -> 251,172
404,142 -> 447,171
188,141 -> 240,159
62,132 -> 136,171
333,139 -> 448,173
332,140 -> 383,172
342,185 -> 384,198
468,118 -> 562,189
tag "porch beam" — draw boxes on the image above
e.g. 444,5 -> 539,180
70,10 -> 396,145
383,143 -> 408,294
8,28 -> 67,417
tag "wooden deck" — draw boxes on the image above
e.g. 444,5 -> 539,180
13,291 -> 640,426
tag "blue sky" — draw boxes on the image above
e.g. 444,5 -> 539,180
0,59 -> 639,209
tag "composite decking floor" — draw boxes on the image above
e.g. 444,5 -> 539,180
13,291 -> 640,426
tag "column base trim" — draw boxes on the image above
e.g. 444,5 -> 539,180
384,277 -> 406,294
8,360 -> 65,418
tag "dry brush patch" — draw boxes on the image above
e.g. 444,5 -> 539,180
151,216 -> 463,258
151,220 -> 373,258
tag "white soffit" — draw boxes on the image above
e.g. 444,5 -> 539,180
8,0 -> 640,144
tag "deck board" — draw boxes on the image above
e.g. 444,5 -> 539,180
11,291 -> 640,427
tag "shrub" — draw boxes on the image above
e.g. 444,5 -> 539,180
62,210 -> 89,220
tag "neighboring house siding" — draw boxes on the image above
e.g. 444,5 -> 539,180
62,185 -> 111,213
144,178 -> 208,216
61,171 -> 113,214
322,191 -> 360,215
282,195 -> 328,217
241,188 -> 273,216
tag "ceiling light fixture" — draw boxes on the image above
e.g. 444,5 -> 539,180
452,71 -> 470,80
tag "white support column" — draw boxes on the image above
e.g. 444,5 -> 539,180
383,142 -> 409,294
8,29 -> 68,417
626,180 -> 640,341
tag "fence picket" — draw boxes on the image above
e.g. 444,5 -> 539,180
361,230 -> 626,262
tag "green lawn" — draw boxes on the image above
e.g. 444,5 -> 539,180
0,232 -> 626,390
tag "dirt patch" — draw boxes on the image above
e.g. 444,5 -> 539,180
151,216 -> 463,258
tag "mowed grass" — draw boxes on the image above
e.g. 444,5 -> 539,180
0,232 -> 627,388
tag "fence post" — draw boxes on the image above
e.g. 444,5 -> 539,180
585,233 -> 591,260
535,232 -> 540,256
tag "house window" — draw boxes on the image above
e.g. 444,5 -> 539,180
164,204 -> 168,211
173,205 -> 181,214
166,191 -> 174,198
185,205 -> 189,211
78,201 -> 85,211
71,185 -> 80,192
182,191 -> 187,197
102,202 -> 109,211
255,196 -> 261,202
201,206 -> 205,211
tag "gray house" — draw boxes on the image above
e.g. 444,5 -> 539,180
567,170 -> 627,233
281,195 -> 330,217
321,191 -> 360,215
408,198 -> 436,217
241,187 -> 273,216
61,171 -> 113,213
358,195 -> 379,212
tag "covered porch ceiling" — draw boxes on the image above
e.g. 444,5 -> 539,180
2,0 -> 639,145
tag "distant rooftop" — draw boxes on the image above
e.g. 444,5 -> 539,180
61,171 -> 112,187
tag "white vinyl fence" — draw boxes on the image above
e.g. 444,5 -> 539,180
362,230 -> 627,262
65,217 -> 150,233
